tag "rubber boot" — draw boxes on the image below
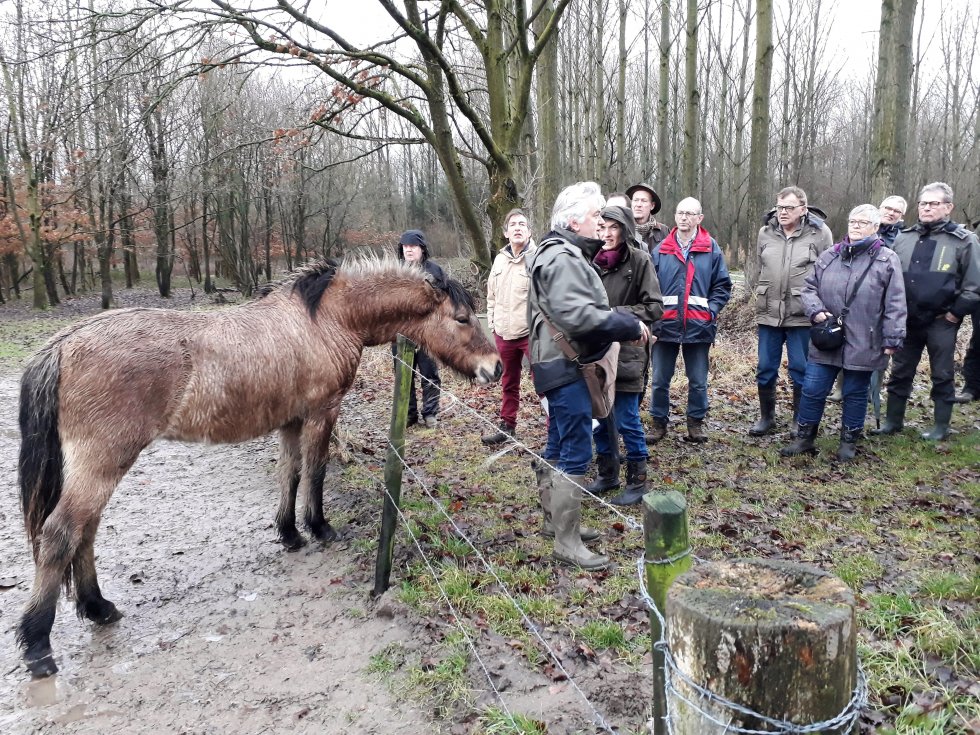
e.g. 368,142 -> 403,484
533,460 -> 598,541
550,473 -> 609,571
827,374 -> 843,402
921,402 -> 953,441
587,454 -> 620,493
609,460 -> 648,506
684,416 -> 708,443
779,422 -> 819,456
871,395 -> 907,435
836,427 -> 863,462
953,387 -> 978,404
748,385 -> 777,436
645,418 -> 668,445
790,383 -> 803,437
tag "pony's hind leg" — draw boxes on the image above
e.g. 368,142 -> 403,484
73,519 -> 123,625
275,421 -> 306,550
302,411 -> 340,544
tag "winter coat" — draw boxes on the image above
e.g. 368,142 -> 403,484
652,226 -> 732,344
526,228 -> 643,394
890,219 -> 980,328
802,238 -> 907,371
486,242 -> 536,341
594,244 -> 664,392
878,221 -> 903,247
755,211 -> 833,328
636,220 -> 670,256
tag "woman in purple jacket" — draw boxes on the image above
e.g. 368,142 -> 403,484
781,205 -> 907,461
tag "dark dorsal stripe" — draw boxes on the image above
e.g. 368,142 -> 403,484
292,259 -> 341,318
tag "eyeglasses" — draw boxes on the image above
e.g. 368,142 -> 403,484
774,204 -> 803,212
847,219 -> 874,227
675,211 -> 701,218
882,206 -> 904,215
918,200 -> 948,208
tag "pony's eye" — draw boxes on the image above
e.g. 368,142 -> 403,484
455,316 -> 470,325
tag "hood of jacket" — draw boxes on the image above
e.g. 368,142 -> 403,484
395,229 -> 430,261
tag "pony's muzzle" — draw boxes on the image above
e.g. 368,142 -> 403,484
476,359 -> 503,385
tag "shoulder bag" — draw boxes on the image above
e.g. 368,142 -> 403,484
809,254 -> 876,352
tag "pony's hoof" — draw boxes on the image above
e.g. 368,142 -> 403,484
280,532 -> 307,552
79,597 -> 123,625
308,521 -> 339,544
25,648 -> 58,678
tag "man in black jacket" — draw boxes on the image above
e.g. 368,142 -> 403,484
875,183 -> 980,440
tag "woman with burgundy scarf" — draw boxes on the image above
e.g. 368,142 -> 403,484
588,205 -> 664,505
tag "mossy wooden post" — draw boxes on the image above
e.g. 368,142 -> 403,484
644,490 -> 692,735
373,335 -> 415,597
667,559 -> 858,734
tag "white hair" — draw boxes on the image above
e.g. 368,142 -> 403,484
551,181 -> 604,231
849,204 -> 881,227
880,195 -> 907,213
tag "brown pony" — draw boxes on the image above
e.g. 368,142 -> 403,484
17,258 -> 501,677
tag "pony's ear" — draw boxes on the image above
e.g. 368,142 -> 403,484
422,272 -> 445,296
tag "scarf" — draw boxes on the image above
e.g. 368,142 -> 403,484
593,244 -> 626,270
636,220 -> 656,239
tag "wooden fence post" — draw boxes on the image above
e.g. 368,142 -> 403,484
373,335 -> 415,597
643,491 -> 692,735
667,559 -> 858,734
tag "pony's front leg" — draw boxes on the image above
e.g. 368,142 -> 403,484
275,421 -> 307,551
302,411 -> 340,543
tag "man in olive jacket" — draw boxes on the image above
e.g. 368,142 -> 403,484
527,182 -> 648,571
876,182 -> 980,440
749,186 -> 833,436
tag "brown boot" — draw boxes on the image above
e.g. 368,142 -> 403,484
684,417 -> 708,443
645,418 -> 668,445
550,473 -> 609,571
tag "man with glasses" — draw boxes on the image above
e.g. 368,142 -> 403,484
875,182 -> 980,440
648,197 -> 732,443
878,195 -> 907,247
749,186 -> 833,437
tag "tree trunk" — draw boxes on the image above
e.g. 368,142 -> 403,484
667,559 -> 857,734
657,0 -> 672,184
747,0 -> 774,291
535,0 -> 560,229
682,0 -> 699,194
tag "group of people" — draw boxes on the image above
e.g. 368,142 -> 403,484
395,179 -> 980,571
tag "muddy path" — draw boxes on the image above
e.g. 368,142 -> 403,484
0,370 -> 443,734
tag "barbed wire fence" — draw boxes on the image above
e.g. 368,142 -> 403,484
343,344 -> 869,735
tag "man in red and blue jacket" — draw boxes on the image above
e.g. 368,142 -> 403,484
647,197 -> 732,443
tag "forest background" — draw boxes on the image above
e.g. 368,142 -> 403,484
0,0 -> 977,310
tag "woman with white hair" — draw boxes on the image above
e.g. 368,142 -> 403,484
780,204 -> 907,461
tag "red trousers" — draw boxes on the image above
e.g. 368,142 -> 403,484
495,333 -> 532,427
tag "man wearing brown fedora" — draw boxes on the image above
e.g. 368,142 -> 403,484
626,182 -> 670,255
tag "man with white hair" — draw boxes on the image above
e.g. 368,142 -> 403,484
648,197 -> 732,443
878,195 -> 907,247
526,181 -> 649,571
875,182 -> 980,440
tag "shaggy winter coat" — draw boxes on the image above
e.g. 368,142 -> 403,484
487,242 -> 536,340
802,239 -> 907,371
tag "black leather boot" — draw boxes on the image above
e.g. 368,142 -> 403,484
836,427 -> 863,461
780,422 -> 819,456
789,383 -> 803,437
748,385 -> 777,436
609,460 -> 648,506
587,454 -> 620,493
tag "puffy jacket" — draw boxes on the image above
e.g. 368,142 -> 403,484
594,245 -> 664,392
526,229 -> 642,394
891,219 -> 980,328
755,211 -> 833,327
652,226 -> 733,344
802,239 -> 907,371
487,242 -> 536,340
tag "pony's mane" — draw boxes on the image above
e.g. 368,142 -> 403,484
258,256 -> 475,317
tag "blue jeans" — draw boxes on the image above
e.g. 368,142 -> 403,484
593,392 -> 648,462
757,325 -> 810,388
542,378 -> 594,475
797,362 -> 872,430
650,341 -> 710,420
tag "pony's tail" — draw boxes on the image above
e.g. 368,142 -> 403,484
18,343 -> 64,561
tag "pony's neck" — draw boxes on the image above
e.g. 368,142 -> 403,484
333,272 -> 437,347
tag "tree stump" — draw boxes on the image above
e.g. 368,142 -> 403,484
666,558 -> 857,734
